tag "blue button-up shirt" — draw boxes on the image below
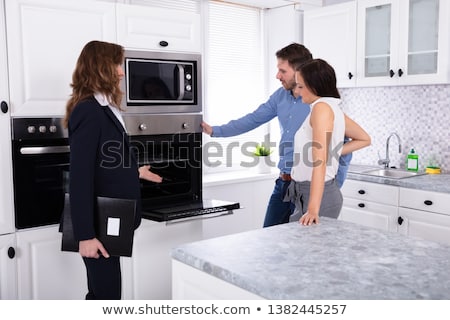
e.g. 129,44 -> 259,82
211,87 -> 352,185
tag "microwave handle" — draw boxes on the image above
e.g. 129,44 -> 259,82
176,64 -> 185,100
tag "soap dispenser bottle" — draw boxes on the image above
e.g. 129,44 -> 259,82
407,148 -> 419,171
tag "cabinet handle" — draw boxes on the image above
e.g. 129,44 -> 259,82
358,203 -> 365,208
398,216 -> 404,225
358,189 -> 365,195
398,68 -> 404,77
1,101 -> 8,114
7,247 -> 15,259
159,40 -> 169,47
389,69 -> 395,78
424,200 -> 433,206
348,72 -> 353,79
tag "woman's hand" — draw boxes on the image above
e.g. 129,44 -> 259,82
139,165 -> 163,183
79,238 -> 109,259
299,210 -> 319,226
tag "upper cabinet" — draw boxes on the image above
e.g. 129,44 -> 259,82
4,0 -> 202,117
116,2 -> 202,53
304,1 -> 357,88
305,0 -> 450,87
5,0 -> 116,116
357,0 -> 449,86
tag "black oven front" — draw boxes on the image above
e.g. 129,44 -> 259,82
11,117 -> 69,229
124,113 -> 239,222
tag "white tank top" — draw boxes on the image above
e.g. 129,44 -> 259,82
291,97 -> 345,182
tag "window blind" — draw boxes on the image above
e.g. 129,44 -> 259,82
204,1 -> 268,173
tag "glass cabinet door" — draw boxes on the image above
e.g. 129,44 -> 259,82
364,3 -> 392,77
407,0 -> 439,75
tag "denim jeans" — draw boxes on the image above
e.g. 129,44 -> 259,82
262,178 -> 295,227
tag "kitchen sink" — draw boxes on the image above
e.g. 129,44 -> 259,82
360,168 -> 426,179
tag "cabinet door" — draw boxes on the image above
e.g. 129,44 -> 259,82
5,0 -> 116,116
0,0 -> 14,235
121,219 -> 202,299
340,197 -> 398,232
202,177 -> 274,239
0,234 -> 17,299
398,207 -> 450,245
16,226 -> 87,299
356,0 -> 400,86
116,3 -> 201,53
304,1 -> 357,87
398,0 -> 449,85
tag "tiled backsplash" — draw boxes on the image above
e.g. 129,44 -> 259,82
340,85 -> 450,172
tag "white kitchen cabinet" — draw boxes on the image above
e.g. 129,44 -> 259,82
202,174 -> 275,239
398,188 -> 450,245
116,2 -> 202,53
0,0 -> 14,236
172,259 -> 263,299
0,234 -> 17,299
356,0 -> 450,86
304,1 -> 357,88
340,179 -> 399,232
15,226 -> 87,299
121,218 -> 203,299
5,0 -> 116,116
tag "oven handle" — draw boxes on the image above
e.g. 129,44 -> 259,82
165,210 -> 234,225
20,146 -> 70,155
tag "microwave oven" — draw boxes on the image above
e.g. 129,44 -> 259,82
121,50 -> 202,114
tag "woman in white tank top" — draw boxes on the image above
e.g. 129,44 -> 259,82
285,59 -> 370,226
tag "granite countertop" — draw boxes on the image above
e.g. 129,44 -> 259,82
172,217 -> 450,299
346,164 -> 450,193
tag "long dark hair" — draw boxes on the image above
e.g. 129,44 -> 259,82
296,59 -> 340,98
63,40 -> 124,128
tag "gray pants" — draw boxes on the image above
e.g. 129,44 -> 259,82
283,179 -> 343,222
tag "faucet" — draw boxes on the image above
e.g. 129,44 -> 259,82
378,132 -> 402,168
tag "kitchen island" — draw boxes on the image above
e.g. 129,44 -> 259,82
171,217 -> 450,299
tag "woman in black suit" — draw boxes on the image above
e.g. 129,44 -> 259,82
63,40 -> 162,300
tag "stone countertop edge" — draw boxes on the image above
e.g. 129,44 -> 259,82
171,217 -> 450,300
346,165 -> 450,194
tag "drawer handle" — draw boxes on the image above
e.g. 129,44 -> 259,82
358,203 -> 365,208
358,190 -> 365,195
424,200 -> 433,206
398,216 -> 404,225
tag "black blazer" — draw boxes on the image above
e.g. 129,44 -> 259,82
68,97 -> 141,241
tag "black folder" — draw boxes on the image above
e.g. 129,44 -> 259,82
61,193 -> 136,257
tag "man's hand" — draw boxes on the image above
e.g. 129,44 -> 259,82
201,121 -> 213,136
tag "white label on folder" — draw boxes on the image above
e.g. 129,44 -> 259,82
107,217 -> 120,236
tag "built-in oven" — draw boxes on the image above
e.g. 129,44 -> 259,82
11,115 -> 239,228
124,113 -> 240,222
11,117 -> 69,229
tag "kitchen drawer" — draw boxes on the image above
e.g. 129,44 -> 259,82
399,188 -> 450,216
340,198 -> 398,232
342,180 -> 399,206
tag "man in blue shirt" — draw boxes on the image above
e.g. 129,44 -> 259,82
201,43 -> 352,227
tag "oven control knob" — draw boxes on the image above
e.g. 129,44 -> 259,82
27,126 -> 36,134
39,126 -> 47,133
185,73 -> 192,80
139,123 -> 147,131
49,125 -> 57,133
182,122 -> 189,130
185,85 -> 192,92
